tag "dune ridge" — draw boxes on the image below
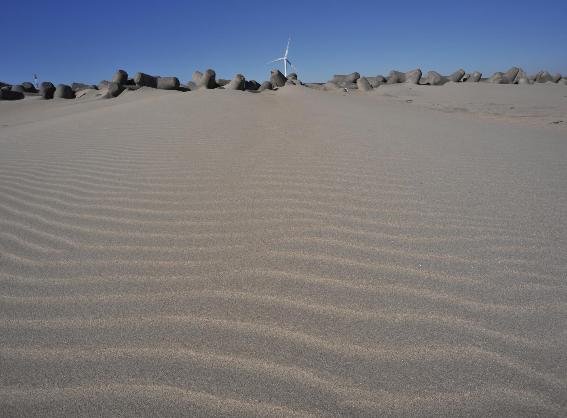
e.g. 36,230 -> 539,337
1,86 -> 566,417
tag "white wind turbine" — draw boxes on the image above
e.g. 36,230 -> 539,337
268,36 -> 296,77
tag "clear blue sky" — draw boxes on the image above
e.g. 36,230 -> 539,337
2,0 -> 566,85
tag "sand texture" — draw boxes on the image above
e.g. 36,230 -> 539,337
1,85 -> 566,417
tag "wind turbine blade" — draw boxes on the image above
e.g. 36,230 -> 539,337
267,58 -> 284,64
284,37 -> 291,57
286,59 -> 297,71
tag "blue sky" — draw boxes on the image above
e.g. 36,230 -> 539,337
2,0 -> 566,85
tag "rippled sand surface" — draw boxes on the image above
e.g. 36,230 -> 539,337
1,85 -> 566,417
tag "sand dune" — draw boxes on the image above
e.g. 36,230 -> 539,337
1,85 -> 566,417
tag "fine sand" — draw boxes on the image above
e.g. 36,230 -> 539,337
1,84 -> 566,417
